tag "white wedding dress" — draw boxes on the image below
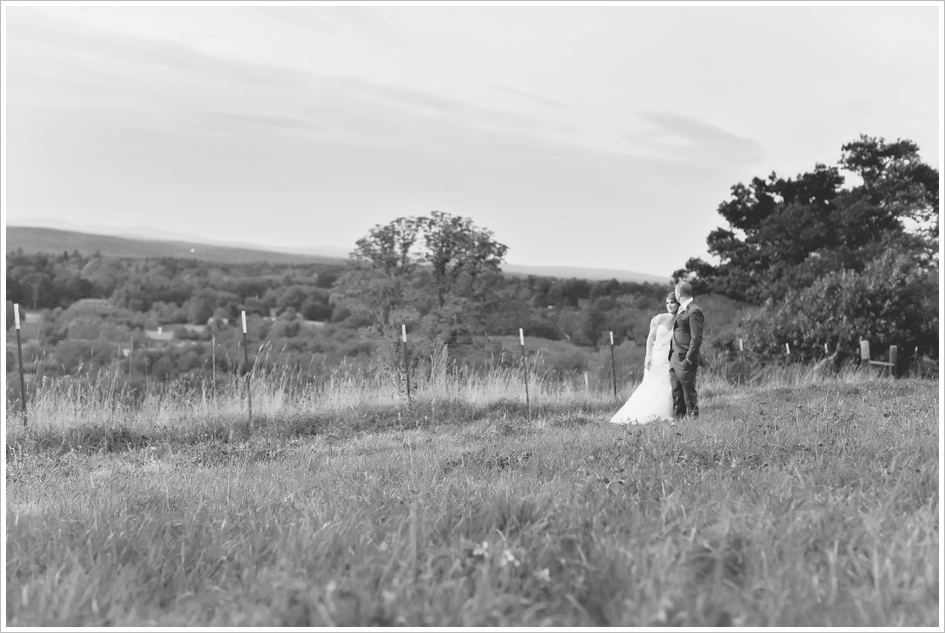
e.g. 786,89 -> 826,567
610,318 -> 674,425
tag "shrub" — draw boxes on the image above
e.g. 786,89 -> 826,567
742,251 -> 938,363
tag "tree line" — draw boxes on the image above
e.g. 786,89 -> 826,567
6,241 -> 680,386
6,249 -> 672,342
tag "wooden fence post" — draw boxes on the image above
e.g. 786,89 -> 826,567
861,339 -> 898,378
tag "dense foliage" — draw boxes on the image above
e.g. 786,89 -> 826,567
676,135 -> 939,361
740,250 -> 938,362
5,251 -> 340,320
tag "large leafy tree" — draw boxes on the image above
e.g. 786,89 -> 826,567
331,217 -> 425,339
839,136 -> 939,247
678,135 -> 939,362
420,210 -> 508,311
677,135 -> 938,303
334,212 -> 509,342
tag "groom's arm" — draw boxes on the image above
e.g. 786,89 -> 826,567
686,309 -> 704,365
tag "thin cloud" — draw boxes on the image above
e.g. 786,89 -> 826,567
248,6 -> 409,48
496,85 -> 569,109
244,6 -> 341,33
196,111 -> 316,131
352,81 -> 556,133
9,10 -> 556,140
7,9 -> 308,92
624,112 -> 765,167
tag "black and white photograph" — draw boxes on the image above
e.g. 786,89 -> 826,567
2,0 -> 941,627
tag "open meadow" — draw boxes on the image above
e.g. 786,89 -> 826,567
4,365 -> 940,627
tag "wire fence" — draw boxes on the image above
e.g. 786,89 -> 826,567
7,305 -> 938,432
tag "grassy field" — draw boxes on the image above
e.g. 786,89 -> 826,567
4,367 -> 940,627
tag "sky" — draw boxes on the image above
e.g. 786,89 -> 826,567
2,2 -> 942,279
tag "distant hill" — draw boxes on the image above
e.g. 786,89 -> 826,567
6,225 -> 670,284
5,227 -> 346,265
503,263 -> 668,285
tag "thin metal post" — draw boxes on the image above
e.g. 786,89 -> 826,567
14,304 -> 27,426
242,311 -> 252,426
520,328 -> 529,417
609,331 -> 617,399
402,324 -> 410,403
211,334 -> 216,397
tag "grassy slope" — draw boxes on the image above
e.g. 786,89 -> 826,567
4,378 -> 938,627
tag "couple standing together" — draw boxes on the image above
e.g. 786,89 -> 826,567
611,281 -> 704,425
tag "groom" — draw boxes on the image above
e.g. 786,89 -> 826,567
668,281 -> 704,419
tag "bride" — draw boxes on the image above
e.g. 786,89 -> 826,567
610,292 -> 679,425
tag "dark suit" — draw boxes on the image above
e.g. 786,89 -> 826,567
668,300 -> 704,418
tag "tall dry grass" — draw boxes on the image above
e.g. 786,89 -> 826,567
6,346 -> 886,439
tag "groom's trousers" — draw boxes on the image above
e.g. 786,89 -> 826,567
669,355 -> 699,418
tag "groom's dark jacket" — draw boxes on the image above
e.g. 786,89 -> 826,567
669,301 -> 705,367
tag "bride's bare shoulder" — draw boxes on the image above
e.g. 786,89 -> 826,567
650,313 -> 675,331
655,313 -> 675,327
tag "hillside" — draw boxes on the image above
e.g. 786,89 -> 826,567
6,226 -> 670,283
5,227 -> 346,266
503,263 -> 667,285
